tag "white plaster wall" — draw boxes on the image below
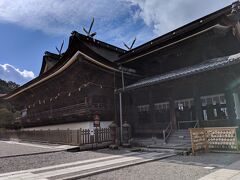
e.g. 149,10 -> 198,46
23,121 -> 113,131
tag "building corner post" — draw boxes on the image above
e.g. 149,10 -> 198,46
119,92 -> 123,144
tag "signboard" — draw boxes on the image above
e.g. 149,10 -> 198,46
93,114 -> 100,127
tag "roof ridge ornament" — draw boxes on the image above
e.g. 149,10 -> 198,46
56,41 -> 64,56
123,37 -> 137,50
83,17 -> 97,38
231,1 -> 240,21
232,1 -> 240,11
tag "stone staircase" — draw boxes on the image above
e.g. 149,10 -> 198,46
131,137 -> 165,147
143,129 -> 192,154
167,129 -> 191,145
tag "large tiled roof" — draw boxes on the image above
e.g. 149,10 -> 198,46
116,1 -> 239,64
122,52 -> 240,91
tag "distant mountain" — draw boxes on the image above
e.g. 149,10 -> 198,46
0,79 -> 19,94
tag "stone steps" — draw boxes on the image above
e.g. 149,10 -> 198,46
131,138 -> 165,147
167,130 -> 191,145
131,129 -> 192,154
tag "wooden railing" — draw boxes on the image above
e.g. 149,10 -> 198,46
163,122 -> 173,143
21,103 -> 107,120
0,128 -> 112,147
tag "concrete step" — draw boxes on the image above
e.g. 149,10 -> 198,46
168,134 -> 190,138
171,130 -> 190,133
131,138 -> 165,147
167,141 -> 191,145
168,137 -> 191,141
173,130 -> 190,132
168,138 -> 191,141
170,135 -> 190,138
173,133 -> 190,136
168,143 -> 191,146
166,130 -> 192,145
168,135 -> 190,139
171,130 -> 190,134
146,145 -> 192,155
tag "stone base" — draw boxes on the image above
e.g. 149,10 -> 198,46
122,143 -> 131,148
109,144 -> 119,150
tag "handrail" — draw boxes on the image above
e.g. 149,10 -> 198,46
194,121 -> 199,128
163,122 -> 173,143
178,120 -> 198,129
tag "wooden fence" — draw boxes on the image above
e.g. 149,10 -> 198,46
189,127 -> 239,155
0,128 -> 112,147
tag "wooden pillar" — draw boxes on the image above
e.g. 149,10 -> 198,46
148,87 -> 155,123
233,92 -> 240,120
223,72 -> 238,124
169,98 -> 177,129
225,90 -> 237,121
193,80 -> 203,127
148,87 -> 156,137
131,93 -> 138,128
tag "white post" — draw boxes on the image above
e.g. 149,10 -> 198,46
119,67 -> 125,144
233,93 -> 240,119
119,92 -> 123,143
121,68 -> 125,90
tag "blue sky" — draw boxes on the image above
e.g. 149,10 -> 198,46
0,0 -> 234,84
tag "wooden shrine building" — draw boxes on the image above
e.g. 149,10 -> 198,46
118,1 -> 240,138
3,32 -> 138,129
2,2 -> 240,139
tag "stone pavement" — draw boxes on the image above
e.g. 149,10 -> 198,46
0,140 -> 77,158
0,151 -> 175,180
199,159 -> 240,180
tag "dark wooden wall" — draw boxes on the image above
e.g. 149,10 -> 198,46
122,66 -> 240,137
124,31 -> 240,77
12,58 -> 125,127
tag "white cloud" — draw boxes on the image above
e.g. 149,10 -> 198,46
0,64 -> 35,85
0,0 -> 235,46
0,0 -> 150,48
0,0 -> 131,35
126,0 -> 234,35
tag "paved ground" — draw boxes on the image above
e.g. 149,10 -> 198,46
1,141 -> 240,179
0,147 -> 132,173
161,152 -> 240,168
0,140 -> 76,157
199,160 -> 240,180
81,161 -> 215,180
0,152 -> 175,180
80,153 -> 240,180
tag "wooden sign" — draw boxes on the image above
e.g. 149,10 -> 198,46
93,114 -> 100,127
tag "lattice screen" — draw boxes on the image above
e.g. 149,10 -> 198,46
189,127 -> 239,155
205,128 -> 238,150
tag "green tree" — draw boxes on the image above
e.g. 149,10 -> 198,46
0,79 -> 20,128
0,79 -> 19,94
0,108 -> 14,128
